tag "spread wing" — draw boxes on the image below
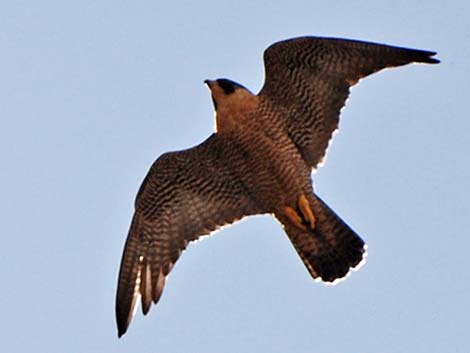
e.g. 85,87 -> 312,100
259,36 -> 439,169
116,134 -> 263,337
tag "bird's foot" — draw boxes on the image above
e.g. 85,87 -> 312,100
284,206 -> 307,231
283,193 -> 316,231
298,193 -> 316,230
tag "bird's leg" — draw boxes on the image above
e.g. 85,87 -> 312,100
298,193 -> 316,230
283,194 -> 316,231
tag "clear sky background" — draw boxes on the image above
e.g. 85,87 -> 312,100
1,1 -> 468,352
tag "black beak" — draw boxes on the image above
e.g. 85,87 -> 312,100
204,79 -> 213,87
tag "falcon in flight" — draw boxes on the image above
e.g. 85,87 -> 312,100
116,36 -> 439,336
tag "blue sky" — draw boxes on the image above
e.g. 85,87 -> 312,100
1,1 -> 468,352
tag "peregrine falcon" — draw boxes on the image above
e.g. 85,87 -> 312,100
116,36 -> 439,336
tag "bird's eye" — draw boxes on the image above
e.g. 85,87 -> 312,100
217,79 -> 236,95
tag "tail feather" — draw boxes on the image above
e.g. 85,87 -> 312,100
281,193 -> 366,283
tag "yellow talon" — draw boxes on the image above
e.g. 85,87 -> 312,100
284,206 -> 307,231
299,193 -> 316,230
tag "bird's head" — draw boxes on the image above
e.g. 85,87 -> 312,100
204,78 -> 252,111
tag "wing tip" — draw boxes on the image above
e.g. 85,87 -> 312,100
117,327 -> 127,338
116,284 -> 139,337
116,307 -> 131,338
417,50 -> 440,64
115,258 -> 141,338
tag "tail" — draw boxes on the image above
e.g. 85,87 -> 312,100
280,193 -> 366,283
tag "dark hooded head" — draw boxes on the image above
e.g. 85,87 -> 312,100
204,78 -> 250,110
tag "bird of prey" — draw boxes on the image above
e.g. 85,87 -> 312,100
116,36 -> 439,336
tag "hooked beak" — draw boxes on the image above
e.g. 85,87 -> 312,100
204,79 -> 214,87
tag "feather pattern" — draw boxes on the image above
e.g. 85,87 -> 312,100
116,36 -> 438,337
260,36 -> 439,168
116,134 -> 263,337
